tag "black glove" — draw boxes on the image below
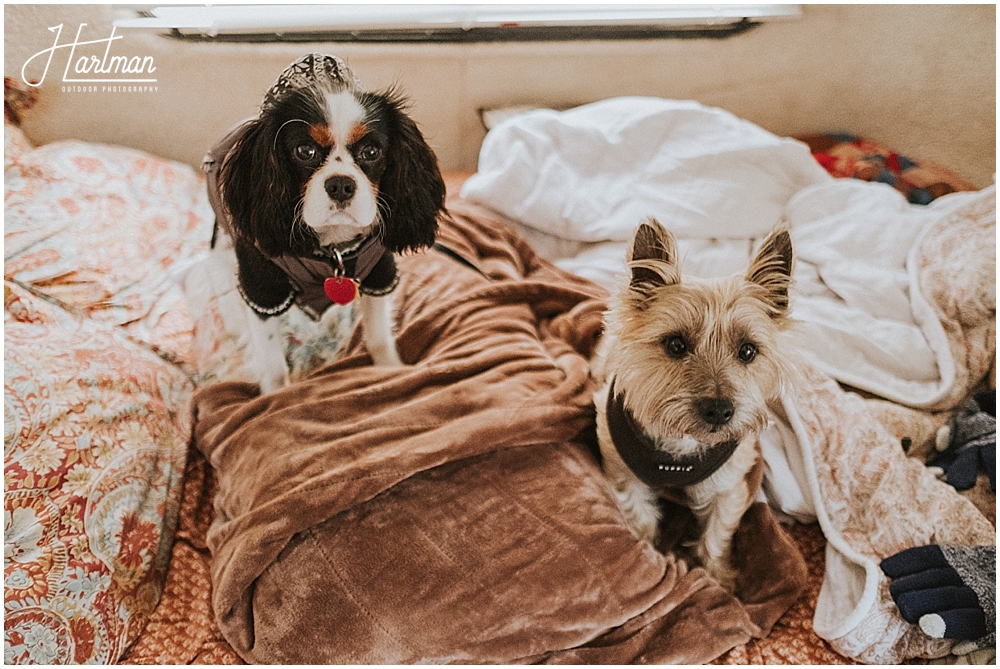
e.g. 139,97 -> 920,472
881,544 -> 995,653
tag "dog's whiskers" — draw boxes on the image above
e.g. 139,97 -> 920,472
375,193 -> 392,221
373,196 -> 393,243
288,201 -> 311,246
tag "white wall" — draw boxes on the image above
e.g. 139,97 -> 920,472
6,4 -> 996,187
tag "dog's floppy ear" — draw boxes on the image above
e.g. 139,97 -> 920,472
220,119 -> 310,258
368,89 -> 446,253
628,218 -> 680,291
233,237 -> 294,318
746,227 -> 794,316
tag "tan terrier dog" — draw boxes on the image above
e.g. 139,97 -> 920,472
593,218 -> 796,590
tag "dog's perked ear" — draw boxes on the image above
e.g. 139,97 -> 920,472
628,218 -> 680,292
365,89 -> 446,253
220,119 -> 314,258
746,228 -> 794,316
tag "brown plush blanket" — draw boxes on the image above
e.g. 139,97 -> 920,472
186,202 -> 807,663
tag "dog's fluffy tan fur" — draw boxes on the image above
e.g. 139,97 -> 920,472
593,219 -> 797,590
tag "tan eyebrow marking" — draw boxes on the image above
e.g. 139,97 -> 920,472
309,123 -> 334,148
347,122 -> 369,146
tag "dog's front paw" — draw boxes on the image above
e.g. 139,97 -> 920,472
247,347 -> 291,393
612,480 -> 662,545
257,364 -> 291,394
358,294 -> 405,367
626,509 -> 660,546
696,534 -> 737,592
245,313 -> 292,393
247,340 -> 290,393
368,341 -> 403,367
701,553 -> 737,593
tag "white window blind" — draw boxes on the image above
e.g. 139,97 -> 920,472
115,4 -> 802,42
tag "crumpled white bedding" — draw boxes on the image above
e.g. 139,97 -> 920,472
462,96 -> 988,409
461,97 -> 996,663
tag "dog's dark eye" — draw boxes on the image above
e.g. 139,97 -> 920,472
738,342 -> 758,364
662,335 -> 688,359
293,144 -> 318,164
356,144 -> 382,162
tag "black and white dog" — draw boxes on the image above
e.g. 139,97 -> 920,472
205,54 -> 446,391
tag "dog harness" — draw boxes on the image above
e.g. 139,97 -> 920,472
204,120 -> 399,321
605,377 -> 740,489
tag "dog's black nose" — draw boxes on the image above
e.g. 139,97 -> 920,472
325,175 -> 356,203
696,398 -> 734,427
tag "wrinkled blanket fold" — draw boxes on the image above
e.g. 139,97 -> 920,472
192,202 -> 806,663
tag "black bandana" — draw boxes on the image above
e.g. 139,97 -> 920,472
605,377 -> 739,489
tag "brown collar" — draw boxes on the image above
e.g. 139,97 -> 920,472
605,377 -> 739,489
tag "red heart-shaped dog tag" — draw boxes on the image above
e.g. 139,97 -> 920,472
324,277 -> 358,305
